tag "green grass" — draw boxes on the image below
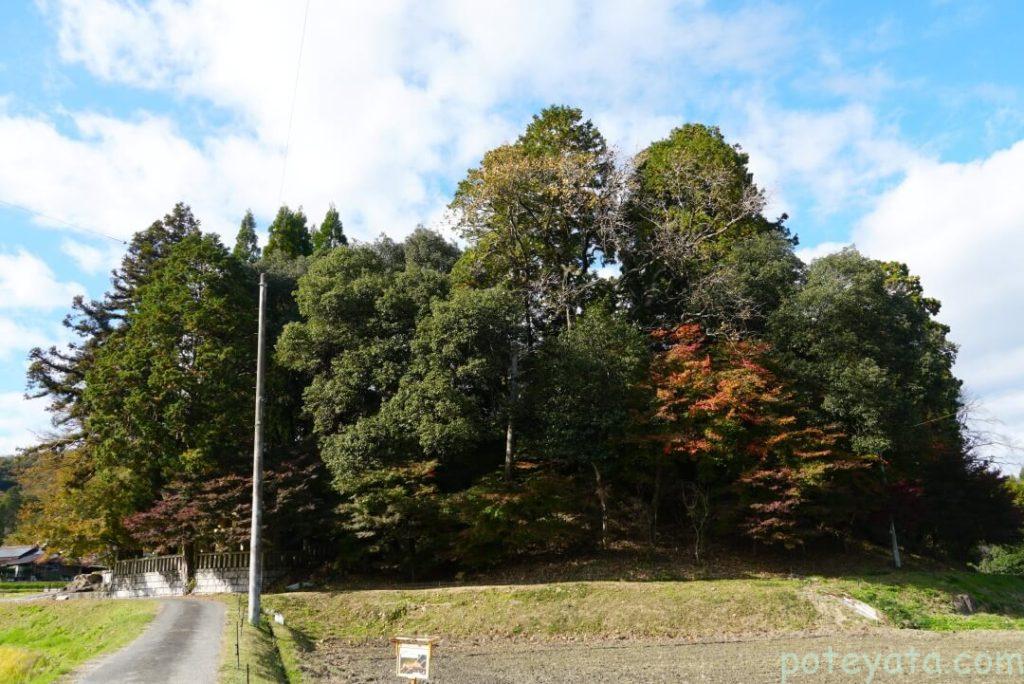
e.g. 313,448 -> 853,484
0,599 -> 157,683
821,570 -> 1024,630
263,578 -> 826,646
0,583 -> 65,599
269,620 -> 307,683
217,596 -> 292,683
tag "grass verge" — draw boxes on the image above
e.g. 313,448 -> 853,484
0,599 -> 157,683
217,596 -> 291,683
268,620 -> 307,683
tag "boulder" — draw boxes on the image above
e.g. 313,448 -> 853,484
64,572 -> 104,593
952,593 -> 977,614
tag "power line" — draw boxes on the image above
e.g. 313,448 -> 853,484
0,198 -> 127,245
277,0 -> 312,205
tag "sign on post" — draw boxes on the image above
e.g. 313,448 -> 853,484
391,636 -> 438,681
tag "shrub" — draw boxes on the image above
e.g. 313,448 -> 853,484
448,470 -> 591,568
975,544 -> 1024,576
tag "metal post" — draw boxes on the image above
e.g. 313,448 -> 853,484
247,272 -> 267,624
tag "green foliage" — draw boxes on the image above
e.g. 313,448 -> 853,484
0,455 -> 28,544
340,461 -> 448,576
16,107 -> 1021,572
976,545 -> 1024,576
448,471 -> 592,568
277,242 -> 448,445
312,204 -> 347,252
0,486 -> 21,545
618,123 -> 793,333
395,287 -> 520,474
265,205 -> 313,259
84,233 -> 256,485
768,248 -> 1021,556
233,209 -> 261,263
451,106 -> 618,331
532,306 -> 650,468
402,226 -> 460,272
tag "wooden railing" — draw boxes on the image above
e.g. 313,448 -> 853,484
197,551 -> 249,570
112,554 -> 185,576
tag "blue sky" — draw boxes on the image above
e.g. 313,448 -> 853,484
1,0 -> 1023,469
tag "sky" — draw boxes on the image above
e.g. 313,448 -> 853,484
0,0 -> 1022,470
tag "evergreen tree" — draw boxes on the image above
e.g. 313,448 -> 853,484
26,203 -> 201,448
264,205 -> 313,259
312,204 -> 347,252
616,124 -> 794,334
233,210 -> 261,263
403,226 -> 461,273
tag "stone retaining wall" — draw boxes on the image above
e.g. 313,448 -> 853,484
102,552 -> 283,596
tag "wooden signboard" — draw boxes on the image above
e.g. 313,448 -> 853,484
392,636 -> 438,680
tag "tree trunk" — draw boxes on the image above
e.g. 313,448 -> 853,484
504,345 -> 519,481
592,462 -> 608,549
649,459 -> 662,545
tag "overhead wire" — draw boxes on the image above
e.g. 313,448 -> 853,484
0,198 -> 127,245
277,0 -> 312,205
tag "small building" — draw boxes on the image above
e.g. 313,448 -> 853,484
0,545 -> 100,582
0,544 -> 44,580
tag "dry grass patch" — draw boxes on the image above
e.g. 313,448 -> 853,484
264,579 -> 826,646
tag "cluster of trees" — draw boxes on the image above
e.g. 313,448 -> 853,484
5,106 -> 1021,572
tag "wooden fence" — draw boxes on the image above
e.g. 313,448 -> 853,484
111,553 -> 186,577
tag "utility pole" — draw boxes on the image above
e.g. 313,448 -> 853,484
247,272 -> 267,624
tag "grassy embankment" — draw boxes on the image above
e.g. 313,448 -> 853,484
248,569 -> 1023,681
0,599 -> 157,683
264,572 -> 1024,646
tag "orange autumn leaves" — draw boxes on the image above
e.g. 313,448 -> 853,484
648,324 -> 874,548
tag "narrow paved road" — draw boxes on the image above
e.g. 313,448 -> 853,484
76,598 -> 225,684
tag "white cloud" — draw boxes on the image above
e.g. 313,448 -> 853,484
795,240 -> 850,264
0,0 -> 807,243
0,317 -> 50,360
0,393 -> 50,455
0,249 -> 83,309
3,0 -> 1016,467
855,140 -> 1024,468
60,239 -> 120,275
737,102 -> 922,219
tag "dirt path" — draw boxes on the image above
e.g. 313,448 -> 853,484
74,598 -> 225,684
307,630 -> 1024,683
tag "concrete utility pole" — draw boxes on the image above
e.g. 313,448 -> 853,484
247,272 -> 268,625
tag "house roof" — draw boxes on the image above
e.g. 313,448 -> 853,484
0,545 -> 43,566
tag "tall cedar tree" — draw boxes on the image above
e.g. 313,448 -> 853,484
312,204 -> 348,252
233,209 -> 261,262
76,232 -> 257,548
617,124 -> 796,336
265,205 -> 313,259
26,204 -> 201,447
